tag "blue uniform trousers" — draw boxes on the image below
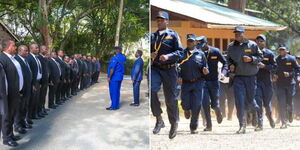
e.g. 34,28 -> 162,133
255,80 -> 273,125
109,81 -> 122,109
151,66 -> 179,124
202,80 -> 220,128
277,84 -> 295,124
233,76 -> 258,127
181,81 -> 204,130
133,81 -> 141,104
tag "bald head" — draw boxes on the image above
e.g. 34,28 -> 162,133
40,45 -> 48,55
29,43 -> 39,54
18,45 -> 29,57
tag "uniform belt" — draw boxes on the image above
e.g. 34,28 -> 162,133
183,78 -> 203,83
152,62 -> 176,70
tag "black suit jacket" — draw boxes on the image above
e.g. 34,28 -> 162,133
64,62 -> 71,81
55,57 -> 66,80
37,54 -> 49,85
0,62 -> 8,115
26,53 -> 40,85
0,53 -> 20,104
48,58 -> 61,84
15,55 -> 32,97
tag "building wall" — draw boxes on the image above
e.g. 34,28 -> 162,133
151,21 -> 264,51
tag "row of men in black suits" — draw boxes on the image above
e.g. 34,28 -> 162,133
0,39 -> 100,147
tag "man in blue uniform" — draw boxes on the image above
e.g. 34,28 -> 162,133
107,46 -> 126,110
151,11 -> 183,139
130,50 -> 144,106
227,26 -> 262,134
274,46 -> 299,128
197,36 -> 227,131
177,34 -> 209,134
254,34 -> 276,131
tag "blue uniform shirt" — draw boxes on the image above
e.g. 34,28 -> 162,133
151,29 -> 183,65
131,57 -> 144,81
275,54 -> 299,86
108,53 -> 126,81
203,46 -> 227,81
256,48 -> 276,83
178,48 -> 208,81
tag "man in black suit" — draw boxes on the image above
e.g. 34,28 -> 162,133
14,45 -> 33,134
0,62 -> 8,144
55,50 -> 66,103
71,54 -> 79,95
27,43 -> 43,120
0,39 -> 24,147
48,52 -> 61,108
37,45 -> 49,116
63,55 -> 71,99
80,55 -> 88,90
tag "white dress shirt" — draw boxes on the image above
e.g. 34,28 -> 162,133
3,52 -> 24,91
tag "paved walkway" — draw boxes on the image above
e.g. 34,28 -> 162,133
0,75 -> 149,150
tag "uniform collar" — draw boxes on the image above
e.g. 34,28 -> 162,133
158,28 -> 168,35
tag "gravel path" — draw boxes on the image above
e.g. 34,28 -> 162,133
151,105 -> 300,150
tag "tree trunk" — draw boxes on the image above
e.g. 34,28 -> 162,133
228,0 -> 247,13
39,0 -> 53,51
115,0 -> 124,46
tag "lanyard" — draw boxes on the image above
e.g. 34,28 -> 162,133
153,34 -> 166,54
180,51 -> 194,65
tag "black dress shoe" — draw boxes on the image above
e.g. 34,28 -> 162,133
190,129 -> 198,134
26,119 -> 33,124
11,135 -> 21,141
184,110 -> 191,119
169,123 -> 178,139
24,123 -> 32,129
203,127 -> 212,131
49,105 -> 56,109
254,124 -> 263,131
153,116 -> 165,134
214,108 -> 223,124
280,123 -> 288,129
267,115 -> 275,128
3,140 -> 18,147
129,103 -> 139,106
106,107 -> 117,110
236,125 -> 246,134
15,127 -> 27,134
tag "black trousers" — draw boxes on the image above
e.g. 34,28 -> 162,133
14,95 -> 29,128
39,82 -> 48,112
56,80 -> 63,102
49,83 -> 58,106
28,81 -> 41,118
2,95 -> 20,142
71,77 -> 78,94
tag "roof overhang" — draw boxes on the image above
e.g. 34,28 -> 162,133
0,21 -> 20,42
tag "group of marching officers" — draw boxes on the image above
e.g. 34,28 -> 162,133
0,39 -> 100,147
151,11 -> 300,139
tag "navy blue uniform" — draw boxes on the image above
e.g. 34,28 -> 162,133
202,46 -> 227,129
131,57 -> 144,104
178,48 -> 207,130
275,54 -> 299,124
107,53 -> 126,109
255,48 -> 276,126
227,40 -> 263,128
151,28 -> 183,124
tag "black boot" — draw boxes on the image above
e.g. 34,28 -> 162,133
169,123 -> 178,139
254,123 -> 263,131
214,107 -> 223,124
267,113 -> 275,128
153,116 -> 165,134
184,110 -> 191,119
236,124 -> 246,134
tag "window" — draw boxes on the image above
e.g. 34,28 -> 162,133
214,38 -> 220,49
222,39 -> 228,51
207,38 -> 212,46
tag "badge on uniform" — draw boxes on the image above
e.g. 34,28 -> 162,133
244,49 -> 252,53
196,55 -> 202,59
210,56 -> 218,59
286,62 -> 292,66
263,57 -> 269,61
165,36 -> 173,40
